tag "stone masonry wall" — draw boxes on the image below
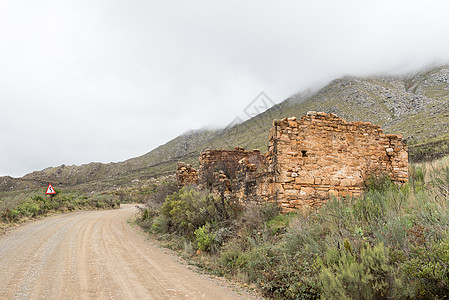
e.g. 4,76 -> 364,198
176,112 -> 408,212
178,148 -> 270,202
176,162 -> 199,188
198,147 -> 264,190
266,112 -> 408,211
233,156 -> 276,204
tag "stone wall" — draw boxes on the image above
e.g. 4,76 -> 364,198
266,112 -> 408,210
233,156 -> 276,204
176,162 -> 199,188
176,112 -> 408,211
198,147 -> 264,190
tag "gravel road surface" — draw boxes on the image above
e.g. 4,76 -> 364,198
0,204 -> 258,299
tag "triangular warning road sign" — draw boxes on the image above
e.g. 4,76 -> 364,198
46,183 -> 56,195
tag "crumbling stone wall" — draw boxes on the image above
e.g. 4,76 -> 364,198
233,156 -> 276,204
266,112 -> 408,210
176,162 -> 198,188
176,112 -> 408,211
178,148 -> 270,202
198,147 -> 264,189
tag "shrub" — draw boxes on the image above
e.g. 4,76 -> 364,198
194,223 -> 217,252
133,158 -> 449,300
240,243 -> 280,283
400,236 -> 449,298
159,187 -> 234,237
144,181 -> 178,211
374,215 -> 412,249
17,201 -> 40,217
283,215 -> 325,258
410,164 -> 426,192
0,190 -> 120,224
219,240 -> 245,272
276,253 -> 321,300
266,213 -> 295,236
235,202 -> 281,239
7,210 -> 20,222
319,242 -> 407,299
152,214 -> 170,233
353,182 -> 408,227
240,243 -> 320,299
428,165 -> 449,201
365,173 -> 395,192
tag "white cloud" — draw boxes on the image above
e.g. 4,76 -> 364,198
1,0 -> 449,176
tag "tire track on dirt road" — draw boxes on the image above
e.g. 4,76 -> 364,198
0,204 -> 259,299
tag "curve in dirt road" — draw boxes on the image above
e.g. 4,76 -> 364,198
0,204 -> 259,300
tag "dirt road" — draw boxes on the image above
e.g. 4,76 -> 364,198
0,204 -> 259,299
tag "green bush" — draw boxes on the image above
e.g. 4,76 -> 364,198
239,243 -> 320,299
240,243 -> 280,283
159,187 -> 234,237
236,202 -> 281,239
266,212 -> 294,236
194,223 -> 217,252
400,236 -> 449,298
219,240 -> 246,271
152,214 -> 170,233
144,181 -> 178,210
7,210 -> 20,222
410,164 -> 426,192
283,215 -> 324,257
429,165 -> 449,201
374,215 -> 412,249
133,157 -> 449,300
275,253 -> 321,300
319,242 -> 407,299
1,190 -> 120,224
17,201 -> 40,217
365,173 -> 395,192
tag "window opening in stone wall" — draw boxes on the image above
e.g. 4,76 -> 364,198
301,150 -> 308,157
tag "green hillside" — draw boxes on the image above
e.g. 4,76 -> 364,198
2,65 -> 449,194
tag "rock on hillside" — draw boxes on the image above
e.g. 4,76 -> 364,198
2,64 -> 449,193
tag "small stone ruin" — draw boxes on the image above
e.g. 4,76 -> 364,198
177,112 -> 408,211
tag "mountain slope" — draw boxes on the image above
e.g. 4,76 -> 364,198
2,65 -> 449,194
1,129 -> 218,193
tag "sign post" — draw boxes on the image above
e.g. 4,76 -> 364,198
45,183 -> 56,200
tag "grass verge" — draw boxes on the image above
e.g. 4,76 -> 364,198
0,189 -> 120,233
136,156 -> 449,299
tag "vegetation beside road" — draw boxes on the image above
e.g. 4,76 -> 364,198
0,189 -> 120,231
136,156 -> 449,299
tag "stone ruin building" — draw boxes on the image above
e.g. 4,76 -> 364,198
176,162 -> 199,188
177,112 -> 408,211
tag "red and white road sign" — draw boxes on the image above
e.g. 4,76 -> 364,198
45,183 -> 56,195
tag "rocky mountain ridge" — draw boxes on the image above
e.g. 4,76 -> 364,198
2,64 -> 449,194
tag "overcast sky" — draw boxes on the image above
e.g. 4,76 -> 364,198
1,0 -> 449,177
